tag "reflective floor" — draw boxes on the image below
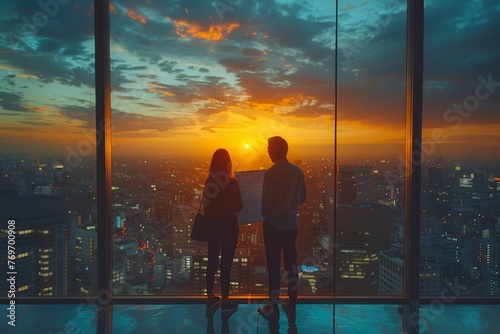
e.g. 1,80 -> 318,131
2,303 -> 500,333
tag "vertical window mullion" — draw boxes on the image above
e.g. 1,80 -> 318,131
95,0 -> 113,332
404,0 -> 424,306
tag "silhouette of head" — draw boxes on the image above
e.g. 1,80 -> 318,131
209,148 -> 233,177
267,136 -> 288,162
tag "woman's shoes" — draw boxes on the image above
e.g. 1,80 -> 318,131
257,303 -> 278,319
206,296 -> 239,317
206,295 -> 222,313
221,301 -> 239,316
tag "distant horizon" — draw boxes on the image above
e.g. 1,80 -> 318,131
2,147 -> 500,167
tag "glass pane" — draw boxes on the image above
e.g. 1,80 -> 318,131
111,0 -> 336,296
421,1 -> 500,297
8,304 -> 98,334
336,0 -> 407,296
0,1 -> 96,296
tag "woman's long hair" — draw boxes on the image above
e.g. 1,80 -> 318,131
209,148 -> 235,179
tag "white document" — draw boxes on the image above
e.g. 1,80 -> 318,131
235,170 -> 266,225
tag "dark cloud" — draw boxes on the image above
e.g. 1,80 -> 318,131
0,1 -> 95,97
66,97 -> 92,105
196,106 -> 227,116
116,95 -> 140,101
137,102 -> 165,109
0,51 -> 95,88
147,75 -> 234,106
0,92 -> 28,112
19,120 -> 55,127
241,48 -> 265,57
175,73 -> 200,81
286,104 -> 335,118
58,105 -> 95,127
0,0 -> 498,156
219,57 -> 266,72
114,65 -> 149,71
421,1 -> 500,128
3,74 -> 16,86
334,2 -> 407,127
111,110 -> 181,135
157,60 -> 182,73
200,126 -> 217,133
337,0 -> 500,130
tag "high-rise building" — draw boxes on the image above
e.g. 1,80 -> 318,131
338,168 -> 356,204
69,216 -> 97,295
166,204 -> 197,257
475,235 -> 500,296
0,195 -> 68,296
338,166 -> 371,204
419,244 -> 461,296
379,244 -> 461,296
191,245 -> 251,295
378,246 -> 404,295
153,262 -> 165,291
335,204 -> 393,295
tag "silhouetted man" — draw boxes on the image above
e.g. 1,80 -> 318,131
258,136 -> 306,319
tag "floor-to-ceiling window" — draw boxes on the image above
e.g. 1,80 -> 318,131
0,0 -> 97,297
109,0 -> 336,297
336,0 -> 407,297
2,0 -> 499,317
421,0 -> 500,298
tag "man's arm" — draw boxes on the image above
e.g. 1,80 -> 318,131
298,172 -> 306,206
261,171 -> 272,221
299,180 -> 307,205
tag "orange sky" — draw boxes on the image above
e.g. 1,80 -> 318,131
1,0 -> 499,162
3,115 -> 499,166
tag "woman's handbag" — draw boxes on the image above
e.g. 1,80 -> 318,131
190,199 -> 210,241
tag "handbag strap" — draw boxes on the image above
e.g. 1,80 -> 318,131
198,196 -> 203,213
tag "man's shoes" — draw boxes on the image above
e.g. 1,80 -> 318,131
221,301 -> 239,316
257,303 -> 279,319
206,295 -> 221,314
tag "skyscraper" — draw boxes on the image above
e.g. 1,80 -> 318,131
69,216 -> 97,295
335,204 -> 393,295
338,165 -> 372,204
166,204 -> 197,257
0,195 -> 68,296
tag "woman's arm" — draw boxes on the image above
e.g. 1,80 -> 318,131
231,179 -> 243,212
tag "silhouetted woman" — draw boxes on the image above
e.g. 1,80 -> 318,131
203,148 -> 242,315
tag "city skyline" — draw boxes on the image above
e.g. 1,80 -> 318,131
1,151 -> 499,297
1,2 -> 500,332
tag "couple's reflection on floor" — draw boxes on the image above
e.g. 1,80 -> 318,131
260,305 -> 298,334
206,309 -> 234,334
206,305 -> 298,334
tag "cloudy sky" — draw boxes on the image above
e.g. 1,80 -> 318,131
0,0 -> 499,165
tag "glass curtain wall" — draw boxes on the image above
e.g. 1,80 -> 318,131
421,0 -> 500,297
110,0 -> 336,296
1,0 -> 499,307
336,0 -> 407,297
0,0 -> 96,296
